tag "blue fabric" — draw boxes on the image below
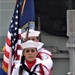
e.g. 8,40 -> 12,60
20,0 -> 35,28
0,64 -> 7,75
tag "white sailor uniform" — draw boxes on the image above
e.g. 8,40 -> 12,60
37,48 -> 53,70
11,58 -> 50,75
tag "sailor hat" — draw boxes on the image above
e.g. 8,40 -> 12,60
21,29 -> 40,39
21,40 -> 44,50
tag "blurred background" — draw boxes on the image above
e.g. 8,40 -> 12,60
0,0 -> 75,75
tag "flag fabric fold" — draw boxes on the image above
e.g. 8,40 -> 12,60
0,0 -> 35,75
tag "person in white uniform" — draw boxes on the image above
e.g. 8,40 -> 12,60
21,29 -> 53,72
12,40 -> 50,75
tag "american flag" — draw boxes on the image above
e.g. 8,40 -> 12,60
2,0 -> 35,75
2,1 -> 21,75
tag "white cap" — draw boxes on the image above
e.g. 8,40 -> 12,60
21,40 -> 44,50
21,29 -> 40,39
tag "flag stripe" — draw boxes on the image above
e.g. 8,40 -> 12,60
18,34 -> 21,39
3,60 -> 8,69
17,45 -> 21,50
5,43 -> 11,53
7,31 -> 12,39
4,55 -> 9,64
6,37 -> 11,47
4,49 -> 9,58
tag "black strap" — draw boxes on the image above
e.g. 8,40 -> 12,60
23,64 -> 40,75
32,64 -> 39,72
23,64 -> 30,73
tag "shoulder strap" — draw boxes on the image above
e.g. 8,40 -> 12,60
23,64 -> 38,75
32,64 -> 39,72
23,64 -> 30,73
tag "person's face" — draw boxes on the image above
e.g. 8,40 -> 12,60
24,48 -> 38,61
22,36 -> 39,42
28,36 -> 39,42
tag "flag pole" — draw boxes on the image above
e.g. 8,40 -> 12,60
25,22 -> 30,41
38,17 -> 41,42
